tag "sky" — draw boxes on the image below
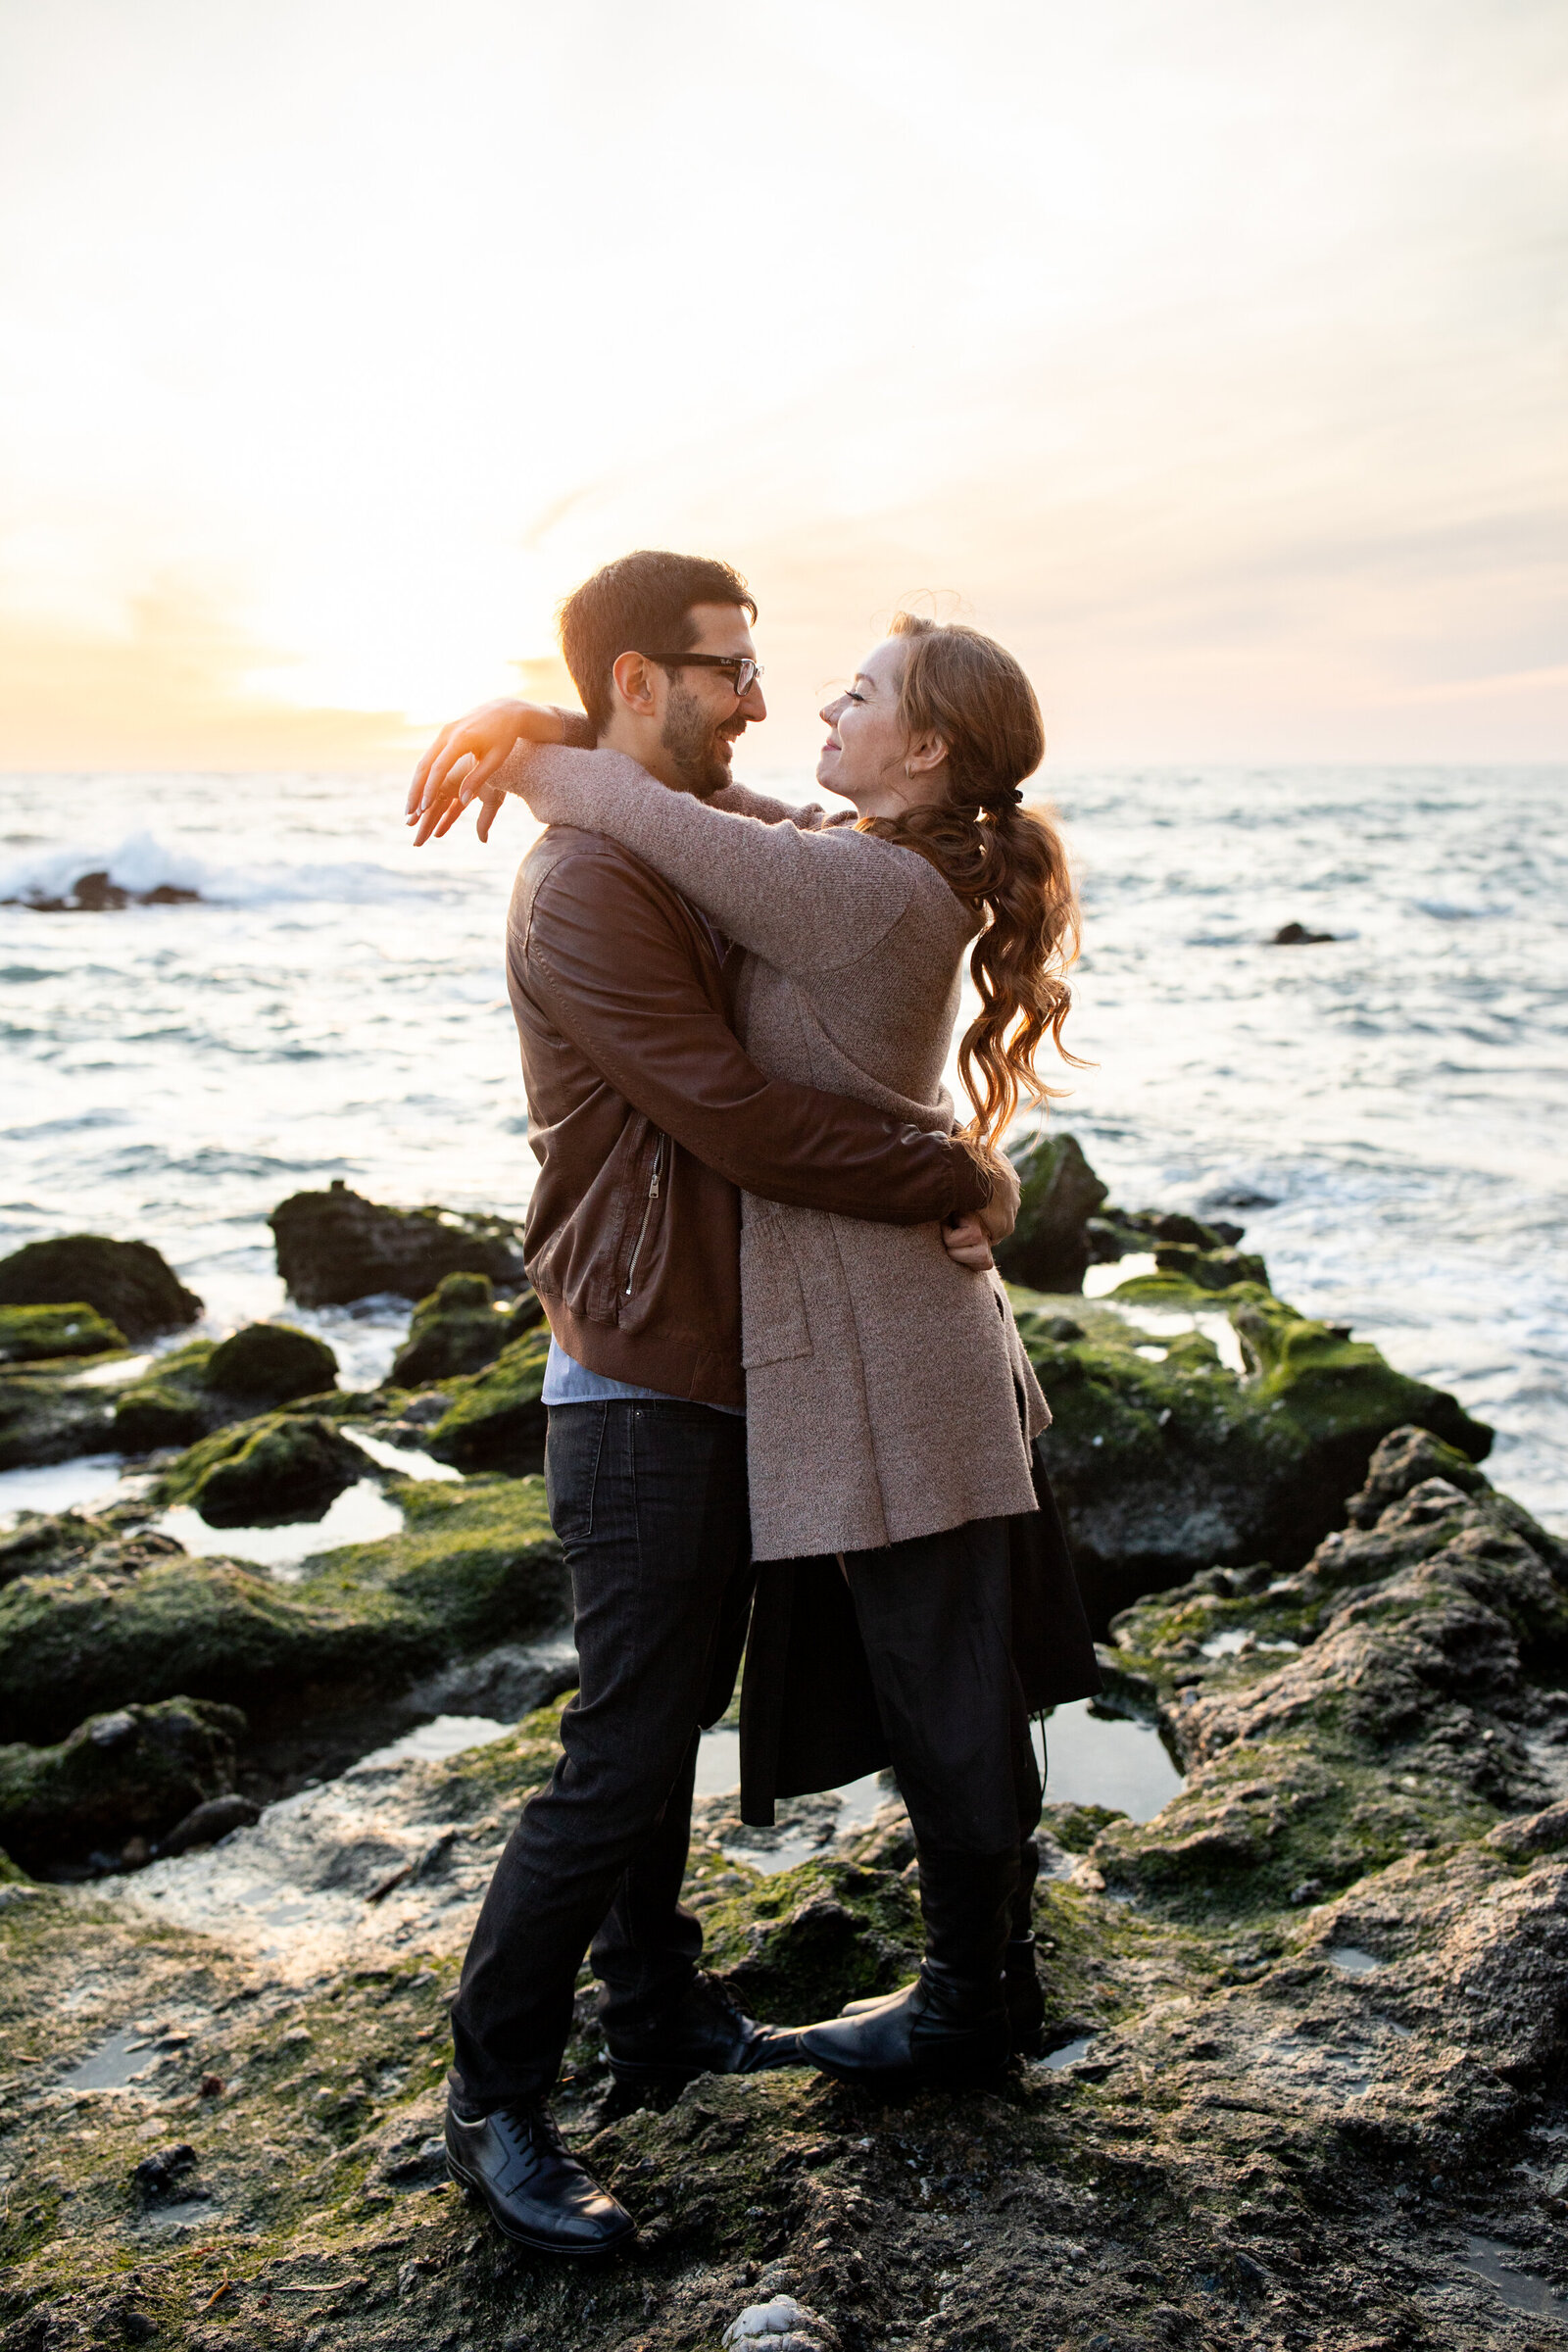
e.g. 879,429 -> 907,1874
0,0 -> 1562,772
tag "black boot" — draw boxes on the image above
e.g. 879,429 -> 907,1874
605,1969 -> 801,2091
1006,1837 -> 1046,2057
798,1845 -> 1017,2084
445,2100 -> 636,2256
840,1837 -> 1046,2057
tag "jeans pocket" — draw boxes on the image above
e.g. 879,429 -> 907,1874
544,1402 -> 607,1543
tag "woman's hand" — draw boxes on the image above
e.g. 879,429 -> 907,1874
405,699 -> 564,847
941,1145 -> 1020,1270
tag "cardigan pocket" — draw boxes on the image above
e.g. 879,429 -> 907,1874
739,1210 -> 813,1367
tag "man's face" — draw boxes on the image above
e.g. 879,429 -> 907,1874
658,603 -> 767,798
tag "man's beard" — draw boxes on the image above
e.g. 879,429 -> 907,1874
661,683 -> 738,799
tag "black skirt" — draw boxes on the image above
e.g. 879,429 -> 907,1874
737,1439 -> 1101,1828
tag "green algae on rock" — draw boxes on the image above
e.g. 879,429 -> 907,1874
423,1325 -> 551,1474
1011,1278 -> 1492,1623
154,1414 -> 373,1527
389,1271 -> 542,1389
0,1303 -> 127,1364
0,1476 -> 565,1742
0,1233 -> 201,1340
0,1696 -> 246,1872
202,1322 -> 339,1403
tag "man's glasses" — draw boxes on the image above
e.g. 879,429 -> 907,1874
644,652 -> 762,700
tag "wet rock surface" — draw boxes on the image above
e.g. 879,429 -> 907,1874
4,1435 -> 1568,2347
270,1184 -> 527,1308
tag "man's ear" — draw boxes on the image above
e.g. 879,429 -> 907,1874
611,651 -> 661,716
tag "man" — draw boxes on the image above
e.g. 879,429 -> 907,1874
409,552 -> 1016,2257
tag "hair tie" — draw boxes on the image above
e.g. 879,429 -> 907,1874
981,787 -> 1023,809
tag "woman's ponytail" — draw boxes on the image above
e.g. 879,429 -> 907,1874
858,613 -> 1083,1144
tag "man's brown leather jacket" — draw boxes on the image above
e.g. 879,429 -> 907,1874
507,824 -> 991,1410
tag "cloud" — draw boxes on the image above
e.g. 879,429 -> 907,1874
0,578 -> 417,770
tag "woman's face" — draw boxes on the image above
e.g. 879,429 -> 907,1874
816,637 -> 929,815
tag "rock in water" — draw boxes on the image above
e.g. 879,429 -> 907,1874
0,1479 -> 566,1741
0,1303 -> 127,1364
0,1697 -> 245,1872
1271,919 -> 1337,944
1014,1279 -> 1491,1623
269,1181 -> 527,1306
158,1413 -> 370,1526
0,1369 -> 116,1471
391,1272 -> 514,1387
992,1130 -> 1109,1293
203,1322 -> 338,1402
0,1235 -> 201,1340
422,1326 -> 551,1474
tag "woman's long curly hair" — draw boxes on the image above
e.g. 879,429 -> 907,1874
858,612 -> 1082,1145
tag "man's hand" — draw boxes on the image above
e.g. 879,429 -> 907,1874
405,698 -> 564,848
943,1211 -> 997,1270
940,1145 -> 1020,1271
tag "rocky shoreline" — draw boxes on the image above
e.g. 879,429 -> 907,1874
4,1145 -> 1567,2350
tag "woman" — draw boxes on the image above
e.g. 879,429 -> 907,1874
415,614 -> 1099,2082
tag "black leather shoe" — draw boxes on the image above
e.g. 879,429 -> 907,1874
445,2101 -> 636,2256
799,1976 -> 1010,2085
606,1969 -> 802,2089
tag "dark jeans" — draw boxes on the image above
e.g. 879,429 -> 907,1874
843,1515 -> 1042,1862
449,1399 -> 752,2112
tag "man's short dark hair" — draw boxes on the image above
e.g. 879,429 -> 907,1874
557,551 -> 758,734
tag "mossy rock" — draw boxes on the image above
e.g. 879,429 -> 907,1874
1152,1243 -> 1269,1291
0,1697 -> 245,1870
1012,1280 -> 1491,1626
203,1322 -> 338,1402
0,1303 -> 127,1365
0,1477 -> 565,1741
109,1344 -> 213,1453
1084,1427 -> 1568,1920
155,1413 -> 372,1527
425,1326 -> 552,1473
0,1510 -> 181,1591
0,1368 -> 117,1472
389,1272 -> 542,1388
0,1234 -> 201,1340
992,1130 -> 1108,1294
270,1182 -> 526,1306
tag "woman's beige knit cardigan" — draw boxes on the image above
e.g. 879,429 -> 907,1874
501,743 -> 1051,1564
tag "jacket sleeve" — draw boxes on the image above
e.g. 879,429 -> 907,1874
521,845 -> 988,1224
496,743 -> 912,976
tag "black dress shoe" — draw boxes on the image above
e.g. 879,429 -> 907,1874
445,2101 -> 636,2256
606,1969 -> 802,2090
799,1976 -> 1010,2086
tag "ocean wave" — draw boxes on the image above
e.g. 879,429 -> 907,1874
0,828 -> 432,911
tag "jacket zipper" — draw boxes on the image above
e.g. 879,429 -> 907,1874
624,1133 -> 665,1296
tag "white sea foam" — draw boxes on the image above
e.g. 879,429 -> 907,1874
0,826 -> 428,910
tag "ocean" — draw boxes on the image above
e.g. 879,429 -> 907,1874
3,761 -> 1565,1531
